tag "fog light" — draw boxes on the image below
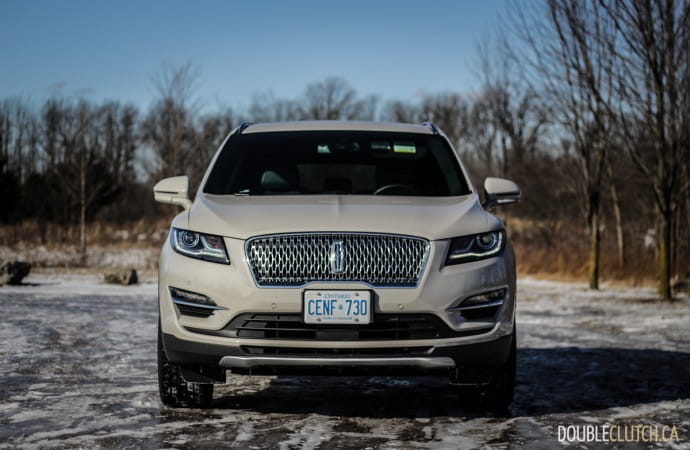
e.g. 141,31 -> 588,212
447,289 -> 506,321
170,287 -> 214,305
169,287 -> 227,317
456,288 -> 506,310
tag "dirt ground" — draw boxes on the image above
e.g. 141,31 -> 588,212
1,274 -> 689,449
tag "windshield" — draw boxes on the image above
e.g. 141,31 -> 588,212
203,130 -> 471,196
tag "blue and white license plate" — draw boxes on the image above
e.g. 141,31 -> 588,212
303,290 -> 371,324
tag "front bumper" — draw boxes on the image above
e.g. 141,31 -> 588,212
162,331 -> 513,376
221,356 -> 455,369
159,235 -> 517,373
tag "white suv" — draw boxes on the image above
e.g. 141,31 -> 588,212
154,121 -> 520,411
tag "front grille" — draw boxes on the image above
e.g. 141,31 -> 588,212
245,233 -> 430,287
214,313 -> 489,340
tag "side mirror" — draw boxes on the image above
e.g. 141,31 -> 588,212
482,177 -> 520,209
153,176 -> 192,210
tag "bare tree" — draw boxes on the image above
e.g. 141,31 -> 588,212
100,102 -> 139,187
0,101 -> 24,225
298,77 -> 374,120
464,97 -> 498,176
381,93 -> 469,148
476,39 -> 547,178
599,0 -> 689,299
382,99 -> 420,123
606,152 -> 626,269
187,110 -> 236,190
142,63 -> 201,179
31,98 -> 140,263
507,0 -> 619,289
418,93 -> 469,148
249,92 -> 299,122
47,99 -> 95,262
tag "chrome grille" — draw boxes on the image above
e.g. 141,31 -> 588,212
245,233 -> 430,287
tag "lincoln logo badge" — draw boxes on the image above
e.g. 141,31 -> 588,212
329,240 -> 345,273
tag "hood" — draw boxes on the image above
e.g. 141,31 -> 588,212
188,194 -> 495,241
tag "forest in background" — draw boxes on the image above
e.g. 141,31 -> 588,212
1,0 -> 688,298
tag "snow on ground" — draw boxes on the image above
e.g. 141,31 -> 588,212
0,274 -> 689,449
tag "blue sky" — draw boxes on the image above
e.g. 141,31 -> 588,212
1,0 -> 504,112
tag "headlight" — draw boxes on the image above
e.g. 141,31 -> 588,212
170,228 -> 230,264
445,230 -> 504,265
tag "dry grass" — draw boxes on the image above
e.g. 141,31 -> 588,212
0,220 -> 168,269
508,217 -> 665,287
0,219 -> 170,247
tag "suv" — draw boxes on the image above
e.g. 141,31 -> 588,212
154,121 -> 520,411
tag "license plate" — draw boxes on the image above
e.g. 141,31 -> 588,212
303,290 -> 371,324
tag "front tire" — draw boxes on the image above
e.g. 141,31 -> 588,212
158,322 -> 213,408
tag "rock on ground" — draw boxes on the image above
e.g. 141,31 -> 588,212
0,260 -> 31,285
103,268 -> 138,285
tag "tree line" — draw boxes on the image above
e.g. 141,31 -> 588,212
1,0 -> 688,298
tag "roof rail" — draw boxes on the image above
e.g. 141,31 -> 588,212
233,122 -> 254,135
422,122 -> 439,134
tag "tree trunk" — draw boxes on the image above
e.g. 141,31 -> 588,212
658,211 -> 672,300
607,160 -> 625,270
80,148 -> 87,267
686,180 -> 690,278
670,203 -> 677,283
500,134 -> 508,177
588,207 -> 601,290
80,201 -> 86,267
